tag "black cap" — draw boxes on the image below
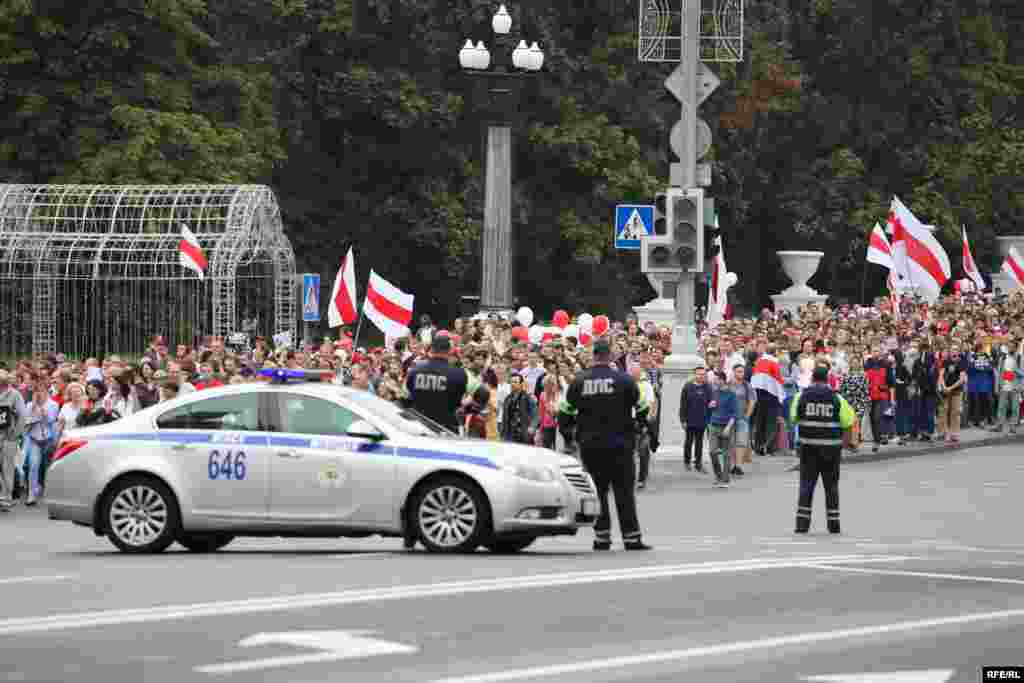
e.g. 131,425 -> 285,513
812,365 -> 829,382
430,335 -> 451,353
593,338 -> 612,355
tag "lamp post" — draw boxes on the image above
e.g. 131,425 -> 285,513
459,4 -> 544,317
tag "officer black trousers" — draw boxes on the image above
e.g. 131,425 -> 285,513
581,446 -> 642,543
795,445 -> 841,533
683,427 -> 705,467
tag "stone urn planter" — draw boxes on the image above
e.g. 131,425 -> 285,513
771,250 -> 828,313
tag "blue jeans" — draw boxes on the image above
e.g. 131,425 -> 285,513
913,395 -> 936,436
895,398 -> 914,436
20,438 -> 46,499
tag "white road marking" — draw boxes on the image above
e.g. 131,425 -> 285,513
0,555 -> 910,635
803,670 -> 955,683
807,564 -> 1024,586
0,575 -> 74,585
431,609 -> 1024,683
195,630 -> 417,675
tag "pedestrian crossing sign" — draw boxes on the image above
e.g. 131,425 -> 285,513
614,204 -> 654,250
302,273 -> 320,322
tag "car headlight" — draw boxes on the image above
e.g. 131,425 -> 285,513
503,462 -> 557,483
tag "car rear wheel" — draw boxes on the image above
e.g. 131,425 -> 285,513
178,533 -> 235,553
484,535 -> 537,554
103,476 -> 180,554
411,476 -> 490,553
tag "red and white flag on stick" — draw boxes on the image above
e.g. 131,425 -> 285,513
178,224 -> 208,279
750,353 -> 785,405
328,247 -> 358,328
364,270 -> 414,338
888,196 -> 950,298
1002,247 -> 1024,290
961,224 -> 986,292
866,222 -> 894,270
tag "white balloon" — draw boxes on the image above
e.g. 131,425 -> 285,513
516,306 -> 534,327
562,324 -> 579,339
528,325 -> 544,344
724,272 -> 739,288
577,313 -> 593,335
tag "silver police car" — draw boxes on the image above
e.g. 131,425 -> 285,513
46,373 -> 599,554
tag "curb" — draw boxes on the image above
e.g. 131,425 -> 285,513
839,432 -> 1024,464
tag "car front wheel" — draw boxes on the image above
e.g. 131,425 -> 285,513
103,476 -> 181,554
411,476 -> 490,553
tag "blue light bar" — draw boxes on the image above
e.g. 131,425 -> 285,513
257,368 -> 333,384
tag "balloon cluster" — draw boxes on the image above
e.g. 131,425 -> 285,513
508,307 -> 613,347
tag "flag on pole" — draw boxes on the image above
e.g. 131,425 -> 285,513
364,270 -> 414,338
961,225 -> 986,292
1002,247 -> 1024,290
706,236 -> 729,328
866,222 -> 894,270
328,247 -> 358,328
888,197 -> 950,298
178,224 -> 208,279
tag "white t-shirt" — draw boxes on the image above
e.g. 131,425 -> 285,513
58,403 -> 80,431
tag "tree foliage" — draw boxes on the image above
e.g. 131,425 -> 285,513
0,0 -> 1021,322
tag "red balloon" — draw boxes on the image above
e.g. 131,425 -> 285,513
552,310 -> 570,329
542,331 -> 556,342
579,332 -> 592,346
592,315 -> 610,337
511,326 -> 529,342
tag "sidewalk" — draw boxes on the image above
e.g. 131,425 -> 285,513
652,425 -> 1024,469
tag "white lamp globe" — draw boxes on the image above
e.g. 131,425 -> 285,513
528,41 -> 544,71
492,4 -> 512,34
512,40 -> 528,69
458,39 -> 474,69
475,41 -> 491,70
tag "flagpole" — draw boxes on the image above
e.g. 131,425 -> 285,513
351,302 -> 366,351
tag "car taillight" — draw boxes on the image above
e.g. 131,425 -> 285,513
51,438 -> 88,464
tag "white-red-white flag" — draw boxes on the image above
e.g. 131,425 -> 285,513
364,270 -> 414,338
866,222 -> 894,270
961,224 -> 986,292
706,236 -> 729,328
750,354 -> 785,405
328,247 -> 358,328
888,197 -> 950,298
178,224 -> 208,279
1002,247 -> 1024,290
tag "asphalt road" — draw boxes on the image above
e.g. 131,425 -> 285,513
2,444 -> 1023,683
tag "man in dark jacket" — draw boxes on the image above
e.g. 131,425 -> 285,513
500,374 -> 537,443
679,367 -> 712,472
911,345 -> 939,441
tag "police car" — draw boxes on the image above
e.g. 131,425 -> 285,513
46,370 -> 599,554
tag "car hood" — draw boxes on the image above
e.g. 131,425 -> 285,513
398,435 -> 578,469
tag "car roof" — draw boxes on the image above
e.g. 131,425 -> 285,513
155,381 -> 363,409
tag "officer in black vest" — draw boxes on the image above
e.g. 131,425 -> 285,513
790,364 -> 855,534
559,338 -> 652,551
404,335 -> 468,434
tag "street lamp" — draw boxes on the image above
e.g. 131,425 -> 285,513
458,4 -> 544,316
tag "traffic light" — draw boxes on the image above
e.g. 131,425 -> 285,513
673,187 -> 704,273
641,188 -> 705,274
653,192 -> 668,236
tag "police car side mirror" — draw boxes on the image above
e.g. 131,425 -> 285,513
346,420 -> 386,441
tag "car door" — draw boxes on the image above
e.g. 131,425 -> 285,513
267,392 -> 396,524
154,391 -> 273,521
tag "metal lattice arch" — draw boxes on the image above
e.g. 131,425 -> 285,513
0,185 -> 297,358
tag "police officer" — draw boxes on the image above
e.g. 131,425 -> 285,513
404,335 -> 468,434
559,338 -> 652,551
789,364 -> 855,534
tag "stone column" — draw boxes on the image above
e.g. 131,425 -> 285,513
480,125 -> 514,313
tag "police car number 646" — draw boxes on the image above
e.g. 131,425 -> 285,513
46,371 -> 600,554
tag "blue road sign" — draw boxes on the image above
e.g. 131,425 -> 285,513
614,204 -> 655,250
302,273 -> 320,322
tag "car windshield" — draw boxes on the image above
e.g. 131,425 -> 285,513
344,391 -> 457,438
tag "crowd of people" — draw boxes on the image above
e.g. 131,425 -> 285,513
2,289 -> 1024,509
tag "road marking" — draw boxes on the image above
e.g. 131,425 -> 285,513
0,555 -> 910,635
803,670 -> 955,683
0,575 -> 74,585
807,565 -> 1024,586
431,609 -> 1024,683
196,630 -> 417,675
